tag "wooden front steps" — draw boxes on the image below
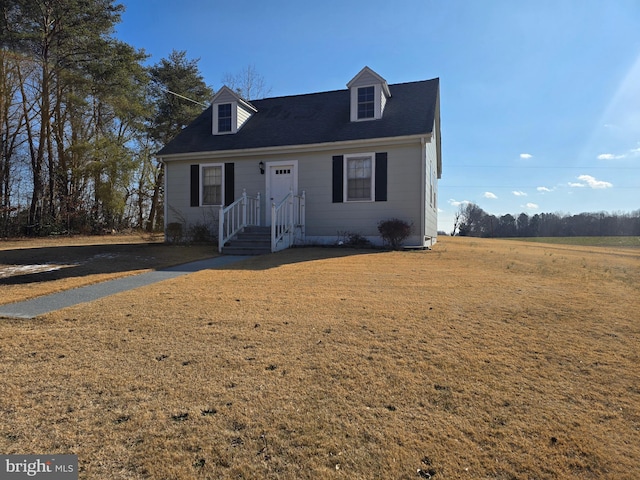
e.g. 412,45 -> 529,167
221,226 -> 271,255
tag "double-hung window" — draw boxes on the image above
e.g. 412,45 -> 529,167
201,164 -> 223,205
191,163 -> 234,207
332,153 -> 386,203
345,153 -> 374,201
217,103 -> 232,133
357,86 -> 375,119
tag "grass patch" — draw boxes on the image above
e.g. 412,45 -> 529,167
507,236 -> 640,248
0,237 -> 639,478
0,234 -> 216,304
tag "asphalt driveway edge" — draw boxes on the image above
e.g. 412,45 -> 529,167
0,255 -> 249,319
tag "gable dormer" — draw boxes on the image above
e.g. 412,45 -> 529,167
211,86 -> 258,135
347,66 -> 391,122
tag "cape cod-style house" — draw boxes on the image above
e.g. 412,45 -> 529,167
157,67 -> 442,254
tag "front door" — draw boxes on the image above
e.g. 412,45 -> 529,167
266,161 -> 297,225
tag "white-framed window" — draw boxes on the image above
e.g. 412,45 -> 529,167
344,153 -> 375,202
201,163 -> 223,205
217,103 -> 232,132
357,86 -> 375,119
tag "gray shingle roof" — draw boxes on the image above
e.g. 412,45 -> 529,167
157,78 -> 439,157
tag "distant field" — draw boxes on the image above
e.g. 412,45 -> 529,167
508,236 -> 640,248
1,236 -> 639,479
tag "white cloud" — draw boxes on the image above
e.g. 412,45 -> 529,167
597,153 -> 625,160
577,175 -> 613,189
525,203 -> 539,210
512,191 -> 527,197
570,175 -> 613,189
598,145 -> 640,159
483,192 -> 498,199
519,153 -> 533,159
537,186 -> 552,192
448,199 -> 470,207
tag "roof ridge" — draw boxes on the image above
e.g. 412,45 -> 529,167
250,77 -> 439,103
249,88 -> 345,103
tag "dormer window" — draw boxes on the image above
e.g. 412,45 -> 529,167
211,86 -> 257,135
217,103 -> 232,132
357,86 -> 375,119
347,66 -> 391,122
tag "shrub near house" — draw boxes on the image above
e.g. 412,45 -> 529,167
378,218 -> 413,249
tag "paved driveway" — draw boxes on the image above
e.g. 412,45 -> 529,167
0,256 -> 248,319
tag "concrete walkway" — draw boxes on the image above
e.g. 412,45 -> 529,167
0,255 -> 248,319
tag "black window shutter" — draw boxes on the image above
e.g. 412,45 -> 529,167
332,155 -> 344,203
224,162 -> 235,206
190,164 -> 199,207
375,152 -> 387,202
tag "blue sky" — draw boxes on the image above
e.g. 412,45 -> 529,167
115,0 -> 640,233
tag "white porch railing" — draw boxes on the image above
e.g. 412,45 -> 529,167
218,190 -> 261,253
271,191 -> 306,252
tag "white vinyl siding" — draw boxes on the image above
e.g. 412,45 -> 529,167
315,144 -> 422,243
424,134 -> 438,241
380,88 -> 387,116
163,141 -> 429,246
349,68 -> 384,88
237,105 -> 252,130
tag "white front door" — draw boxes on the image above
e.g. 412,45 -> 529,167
266,161 -> 297,225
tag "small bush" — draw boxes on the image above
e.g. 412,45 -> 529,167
337,231 -> 372,248
166,222 -> 183,243
378,218 -> 412,249
188,222 -> 212,243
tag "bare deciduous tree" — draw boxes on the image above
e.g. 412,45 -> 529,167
452,206 -> 463,236
221,64 -> 271,100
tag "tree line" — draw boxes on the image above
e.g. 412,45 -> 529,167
453,203 -> 640,237
1,0 -> 267,238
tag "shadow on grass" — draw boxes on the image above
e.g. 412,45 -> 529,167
217,246 -> 424,271
0,242 -> 216,285
0,242 -> 429,285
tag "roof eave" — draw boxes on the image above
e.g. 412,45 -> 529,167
157,133 -> 433,162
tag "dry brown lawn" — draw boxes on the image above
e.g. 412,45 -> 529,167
0,236 -> 638,479
0,234 -> 216,305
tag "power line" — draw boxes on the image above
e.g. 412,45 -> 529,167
447,164 -> 640,170
160,87 -> 208,107
442,185 -> 639,189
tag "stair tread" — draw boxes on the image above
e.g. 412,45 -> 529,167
222,225 -> 272,255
